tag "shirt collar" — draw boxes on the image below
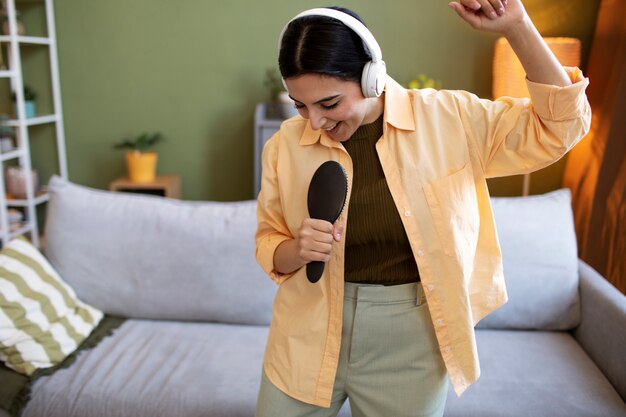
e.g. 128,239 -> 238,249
299,75 -> 416,147
383,76 -> 416,132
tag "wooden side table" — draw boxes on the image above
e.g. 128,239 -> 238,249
109,175 -> 181,199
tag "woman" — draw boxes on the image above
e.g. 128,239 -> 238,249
255,1 -> 591,416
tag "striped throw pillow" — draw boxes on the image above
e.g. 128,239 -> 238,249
0,236 -> 103,375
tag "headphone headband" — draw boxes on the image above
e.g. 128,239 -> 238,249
278,8 -> 387,98
278,8 -> 383,63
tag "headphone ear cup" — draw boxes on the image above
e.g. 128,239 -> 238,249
361,60 -> 387,98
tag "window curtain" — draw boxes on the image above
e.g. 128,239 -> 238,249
563,0 -> 626,293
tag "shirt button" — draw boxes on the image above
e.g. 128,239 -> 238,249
437,319 -> 444,326
426,284 -> 434,292
404,210 -> 411,217
443,347 -> 451,353
417,250 -> 424,257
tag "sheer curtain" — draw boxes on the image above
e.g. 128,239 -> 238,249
563,0 -> 626,293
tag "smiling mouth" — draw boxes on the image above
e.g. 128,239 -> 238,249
323,122 -> 340,134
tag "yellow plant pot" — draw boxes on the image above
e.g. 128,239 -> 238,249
125,151 -> 157,183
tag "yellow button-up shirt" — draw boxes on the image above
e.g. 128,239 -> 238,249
255,69 -> 591,408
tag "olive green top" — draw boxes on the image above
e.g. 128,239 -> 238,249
342,114 -> 420,285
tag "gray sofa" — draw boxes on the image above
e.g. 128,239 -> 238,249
5,176 -> 625,417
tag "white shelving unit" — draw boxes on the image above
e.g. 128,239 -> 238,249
254,103 -> 288,197
0,0 -> 67,247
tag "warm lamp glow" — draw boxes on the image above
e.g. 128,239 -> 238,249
492,37 -> 581,196
493,37 -> 581,99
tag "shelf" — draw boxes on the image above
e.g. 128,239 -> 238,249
0,0 -> 65,250
0,70 -> 16,78
0,35 -> 51,45
6,114 -> 58,127
0,149 -> 25,162
7,192 -> 49,207
8,222 -> 34,239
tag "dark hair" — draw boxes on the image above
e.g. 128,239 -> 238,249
278,6 -> 371,83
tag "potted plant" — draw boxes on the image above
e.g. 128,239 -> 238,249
113,132 -> 163,183
11,85 -> 37,118
263,68 -> 298,120
406,73 -> 441,90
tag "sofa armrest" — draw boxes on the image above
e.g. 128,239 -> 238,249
574,260 -> 626,402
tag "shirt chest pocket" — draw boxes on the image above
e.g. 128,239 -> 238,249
422,163 -> 480,257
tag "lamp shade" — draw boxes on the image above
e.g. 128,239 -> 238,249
492,37 -> 581,98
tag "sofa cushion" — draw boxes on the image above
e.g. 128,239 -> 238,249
22,319 -> 352,417
0,236 -> 103,375
43,176 -> 276,326
23,319 -> 266,417
477,189 -> 580,330
444,330 -> 626,417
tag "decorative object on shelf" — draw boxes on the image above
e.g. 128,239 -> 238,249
0,114 -> 15,153
4,166 -> 38,199
263,67 -> 298,120
11,85 -> 37,118
0,208 -> 23,232
0,6 -> 25,35
113,132 -> 163,183
493,37 -> 581,195
406,73 -> 441,90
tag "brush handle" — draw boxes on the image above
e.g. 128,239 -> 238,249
306,261 -> 325,283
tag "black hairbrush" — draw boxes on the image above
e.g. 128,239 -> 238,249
306,161 -> 348,283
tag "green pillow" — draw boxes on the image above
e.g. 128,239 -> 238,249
0,236 -> 103,375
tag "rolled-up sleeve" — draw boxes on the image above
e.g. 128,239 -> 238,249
456,67 -> 591,178
525,67 -> 589,122
255,132 -> 295,285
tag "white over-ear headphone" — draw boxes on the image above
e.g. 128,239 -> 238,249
278,8 -> 387,98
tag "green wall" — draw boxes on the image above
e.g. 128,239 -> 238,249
47,0 -> 599,200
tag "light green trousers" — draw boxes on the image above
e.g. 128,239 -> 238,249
255,281 -> 449,417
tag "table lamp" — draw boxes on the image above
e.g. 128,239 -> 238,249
492,37 -> 581,195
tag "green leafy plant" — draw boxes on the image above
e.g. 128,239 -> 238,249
407,74 -> 441,90
23,85 -> 36,101
113,132 -> 163,152
10,85 -> 36,102
263,67 -> 284,102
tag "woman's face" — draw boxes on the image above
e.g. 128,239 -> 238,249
285,74 -> 383,142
